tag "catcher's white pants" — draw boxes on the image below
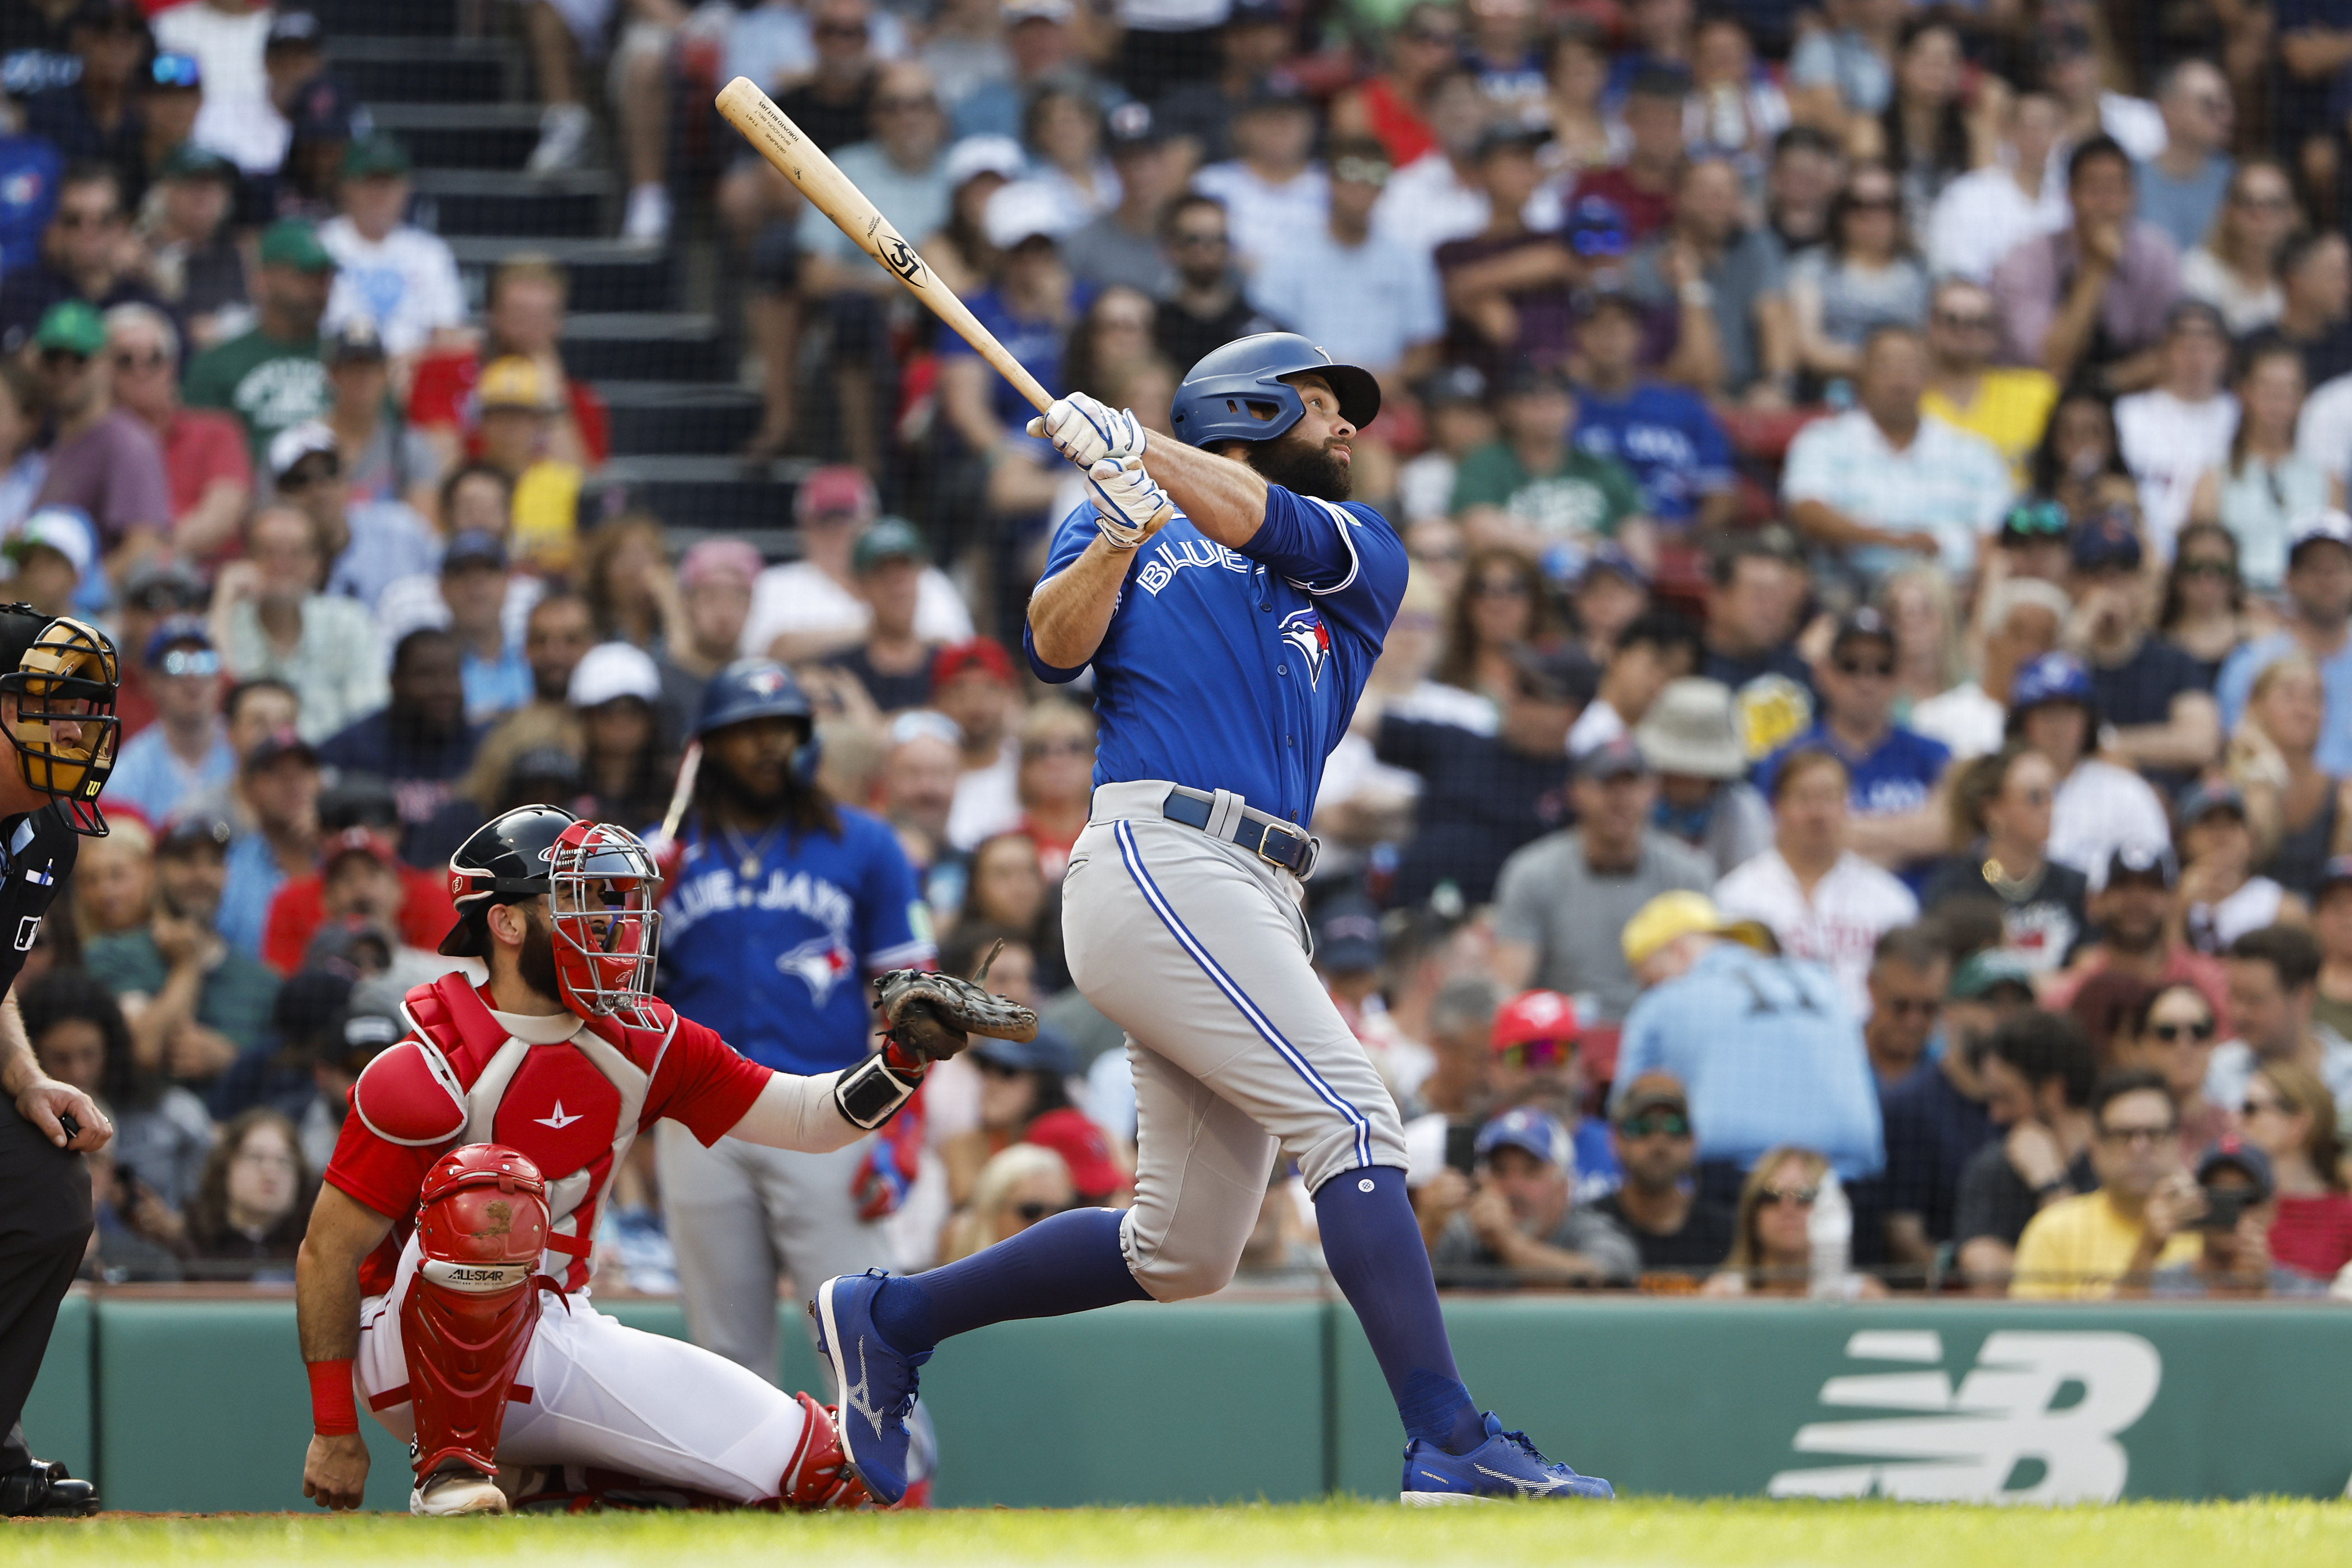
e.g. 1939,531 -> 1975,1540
356,1233 -> 810,1503
1064,782 -> 1407,1302
655,1128 -> 894,1387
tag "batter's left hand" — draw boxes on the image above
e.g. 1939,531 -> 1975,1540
1027,393 -> 1144,470
18,1077 -> 109,1151
1087,455 -> 1173,551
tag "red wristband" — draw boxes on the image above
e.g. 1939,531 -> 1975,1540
881,1037 -> 928,1077
308,1358 -> 359,1436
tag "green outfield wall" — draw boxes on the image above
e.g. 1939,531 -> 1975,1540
28,1290 -> 2352,1510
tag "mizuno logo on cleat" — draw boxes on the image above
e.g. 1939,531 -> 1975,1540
1474,1465 -> 1577,1496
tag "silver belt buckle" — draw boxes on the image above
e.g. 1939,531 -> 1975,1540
1253,816 -> 1312,875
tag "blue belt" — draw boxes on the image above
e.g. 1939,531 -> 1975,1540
1158,787 -> 1319,877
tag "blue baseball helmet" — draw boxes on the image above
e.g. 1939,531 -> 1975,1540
696,659 -> 821,782
1169,332 -> 1382,449
2009,651 -> 2094,712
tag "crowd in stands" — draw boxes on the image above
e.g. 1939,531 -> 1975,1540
5,0 -> 2352,1301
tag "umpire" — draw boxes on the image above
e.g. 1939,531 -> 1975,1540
0,606 -> 123,1516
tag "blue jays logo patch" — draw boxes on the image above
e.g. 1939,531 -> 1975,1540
778,936 -> 854,1002
744,666 -> 790,697
1279,608 -> 1332,690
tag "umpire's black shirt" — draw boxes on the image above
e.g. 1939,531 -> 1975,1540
0,805 -> 77,995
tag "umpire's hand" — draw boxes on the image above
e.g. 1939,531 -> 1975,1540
18,1075 -> 111,1152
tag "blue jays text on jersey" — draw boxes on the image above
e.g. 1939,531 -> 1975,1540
1023,484 -> 1410,825
658,805 -> 932,1077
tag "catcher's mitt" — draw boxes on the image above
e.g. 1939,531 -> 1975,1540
871,940 -> 1040,1062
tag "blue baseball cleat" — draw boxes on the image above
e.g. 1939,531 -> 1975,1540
812,1270 -> 926,1505
1399,1413 -> 1616,1504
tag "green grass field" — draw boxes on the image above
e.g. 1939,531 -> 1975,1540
7,1499 -> 2350,1568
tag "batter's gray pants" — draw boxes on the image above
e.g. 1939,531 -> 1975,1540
1065,782 -> 1408,1303
654,1126 -> 895,1388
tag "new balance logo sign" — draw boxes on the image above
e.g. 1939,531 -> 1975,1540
534,1102 -> 584,1130
1766,1330 -> 2160,1504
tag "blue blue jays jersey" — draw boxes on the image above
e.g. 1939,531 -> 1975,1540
1571,383 -> 1735,525
1024,485 -> 1409,826
1754,721 -> 1953,821
658,805 -> 933,1076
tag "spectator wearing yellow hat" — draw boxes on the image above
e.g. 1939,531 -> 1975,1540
473,354 -> 582,573
1612,888 -> 1884,1204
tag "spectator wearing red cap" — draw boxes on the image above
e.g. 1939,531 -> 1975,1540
1487,988 -> 1618,1198
935,637 -> 1024,849
257,824 -> 461,978
740,468 -> 975,664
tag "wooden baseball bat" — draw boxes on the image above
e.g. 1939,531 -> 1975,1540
715,76 -> 1053,416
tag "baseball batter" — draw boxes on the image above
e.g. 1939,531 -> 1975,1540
293,806 -> 1011,1516
814,334 -> 1614,1506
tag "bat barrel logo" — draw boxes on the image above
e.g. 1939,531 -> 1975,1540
880,234 -> 926,286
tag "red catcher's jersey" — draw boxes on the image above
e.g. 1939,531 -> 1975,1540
324,972 -> 771,1296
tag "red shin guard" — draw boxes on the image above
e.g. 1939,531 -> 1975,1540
778,1391 -> 874,1511
403,1145 -> 552,1483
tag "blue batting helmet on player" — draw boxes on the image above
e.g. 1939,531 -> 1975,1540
1169,332 -> 1382,449
696,659 -> 821,782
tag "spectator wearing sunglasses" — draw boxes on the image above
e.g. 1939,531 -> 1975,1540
104,303 -> 252,571
2157,522 -> 2258,691
937,1143 -> 1077,1267
1426,1106 -> 1640,1288
0,163 -> 174,360
1755,610 -> 1954,883
2111,980 -> 2232,1162
1704,1145 -> 1885,1298
28,298 -> 173,578
1590,1073 -> 1735,1280
1918,279 -> 2057,491
106,618 -> 235,827
1787,162 -> 1929,400
2049,846 -> 2233,1033
265,420 -> 436,614
1485,989 -> 1616,1199
2234,1058 -> 2352,1281
2008,1068 -> 2201,1298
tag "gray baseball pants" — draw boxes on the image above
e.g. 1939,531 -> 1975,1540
1065,781 -> 1407,1302
654,1127 -> 892,1387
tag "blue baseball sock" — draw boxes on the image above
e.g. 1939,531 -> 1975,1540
869,1207 -> 1150,1355
1314,1165 -> 1487,1456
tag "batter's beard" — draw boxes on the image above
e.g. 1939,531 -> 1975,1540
706,753 -> 795,822
1249,429 -> 1354,503
519,910 -> 565,1004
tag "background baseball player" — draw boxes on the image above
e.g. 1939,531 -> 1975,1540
653,660 -> 934,1386
811,334 -> 1614,1507
293,804 -> 1005,1516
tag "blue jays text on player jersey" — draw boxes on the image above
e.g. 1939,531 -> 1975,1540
658,805 -> 932,1077
1023,485 -> 1410,826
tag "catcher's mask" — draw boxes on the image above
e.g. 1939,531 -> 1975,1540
0,610 -> 120,837
442,806 -> 665,1026
544,819 -> 664,1028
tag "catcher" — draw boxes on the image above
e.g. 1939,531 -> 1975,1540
295,804 -> 1033,1516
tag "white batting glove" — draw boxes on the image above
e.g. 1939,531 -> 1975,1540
1086,454 -> 1171,552
1027,393 -> 1145,471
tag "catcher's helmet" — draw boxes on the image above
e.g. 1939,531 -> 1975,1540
0,605 -> 120,837
439,803 -> 580,957
696,659 -> 820,785
1168,332 -> 1381,450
